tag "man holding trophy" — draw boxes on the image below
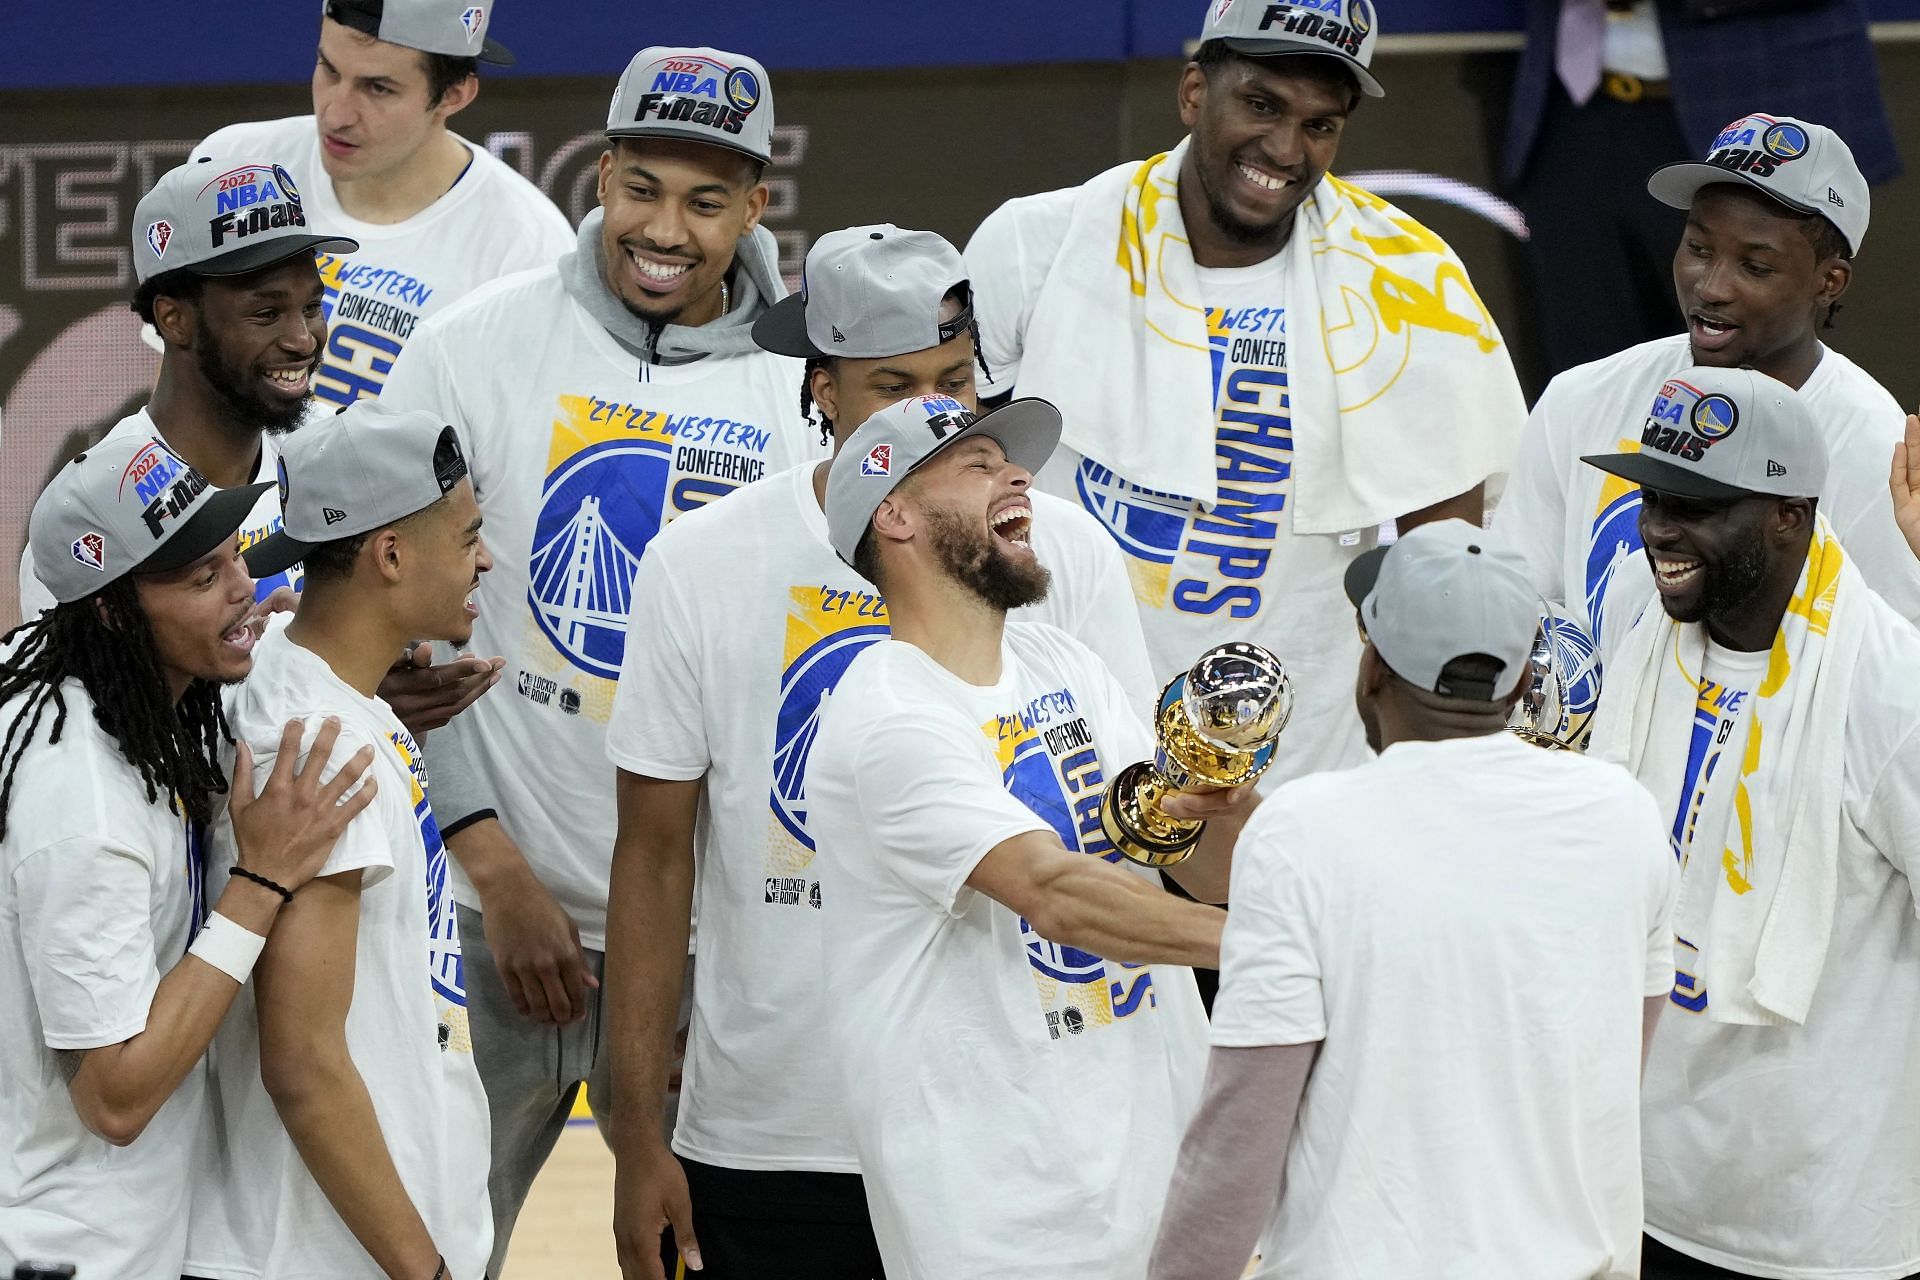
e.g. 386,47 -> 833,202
1149,521 -> 1678,1279
804,393 -> 1278,1279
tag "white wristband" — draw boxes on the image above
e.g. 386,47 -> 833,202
188,912 -> 268,985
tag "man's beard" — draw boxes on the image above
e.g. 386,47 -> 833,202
194,317 -> 311,435
1664,524 -> 1772,624
925,505 -> 1050,612
1195,154 -> 1295,245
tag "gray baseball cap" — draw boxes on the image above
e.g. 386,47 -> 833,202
28,435 -> 270,605
323,0 -> 514,65
754,225 -> 973,360
1581,365 -> 1827,503
1200,0 -> 1384,98
245,400 -> 471,578
606,46 -> 775,167
134,150 -> 358,285
825,396 -> 1062,567
1648,113 -> 1869,255
1342,520 -> 1538,702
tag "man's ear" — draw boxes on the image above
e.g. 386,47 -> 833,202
152,293 -> 196,350
1176,61 -> 1208,130
871,492 -> 914,547
1773,497 -> 1816,545
811,363 -> 840,426
369,527 -> 405,584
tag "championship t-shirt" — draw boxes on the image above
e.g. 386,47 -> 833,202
196,116 -> 574,409
1214,733 -> 1675,1278
380,266 -> 824,947
605,460 -> 1155,1173
805,625 -> 1208,1279
1497,334 -> 1920,641
0,673 -> 209,1280
17,410 -> 296,620
1613,595 -> 1920,1277
1032,256 -> 1375,790
186,626 -> 490,1280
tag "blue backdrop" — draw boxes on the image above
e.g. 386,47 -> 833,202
9,0 -> 1919,89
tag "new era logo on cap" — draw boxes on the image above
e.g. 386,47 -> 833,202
1829,188 -> 1845,207
147,221 -> 172,258
71,532 -> 105,572
1767,460 -> 1788,478
323,506 -> 348,526
1642,379 -> 1738,463
860,444 -> 892,476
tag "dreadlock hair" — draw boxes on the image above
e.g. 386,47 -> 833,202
1799,214 -> 1853,332
0,576 -> 229,843
798,311 -> 995,448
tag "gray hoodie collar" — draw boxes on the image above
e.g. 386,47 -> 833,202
559,207 -> 787,366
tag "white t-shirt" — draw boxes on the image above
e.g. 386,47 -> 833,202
805,625 -> 1208,1280
1612,595 -> 1920,1279
0,676 -> 208,1280
1659,644 -> 1766,902
971,198 -> 1376,791
17,409 -> 297,620
1497,334 -> 1920,643
605,460 -> 1154,1173
186,626 -> 490,1280
1215,733 -> 1676,1278
196,116 -> 574,409
380,267 -> 824,947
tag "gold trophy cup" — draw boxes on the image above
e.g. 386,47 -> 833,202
1100,642 -> 1294,867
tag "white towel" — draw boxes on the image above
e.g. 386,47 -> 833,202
1013,137 -> 1527,534
1590,516 -> 1861,1025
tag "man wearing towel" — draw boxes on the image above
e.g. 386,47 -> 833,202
965,0 -> 1526,792
1499,114 -> 1920,644
1582,366 -> 1920,1279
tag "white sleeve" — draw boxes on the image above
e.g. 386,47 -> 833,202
1209,801 -> 1327,1048
964,190 -> 1073,397
847,708 -> 1054,916
17,542 -> 54,624
606,543 -> 708,780
1491,380 -> 1572,612
242,718 -> 396,887
14,837 -> 169,1049
1629,783 -> 1680,998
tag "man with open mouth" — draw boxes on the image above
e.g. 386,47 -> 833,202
1500,113 -> 1920,650
378,43 -> 825,1277
1582,364 -> 1920,1280
0,435 -> 375,1280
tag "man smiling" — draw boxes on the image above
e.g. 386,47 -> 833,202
196,0 -> 571,409
966,0 -> 1524,795
1581,366 -> 1920,1279
378,45 -> 821,1275
1499,113 -> 1920,646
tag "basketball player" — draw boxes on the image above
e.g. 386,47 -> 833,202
193,0 -> 572,410
0,438 -> 375,1280
603,224 -> 1152,1278
186,401 -> 494,1280
804,394 -> 1259,1278
378,45 -> 821,1275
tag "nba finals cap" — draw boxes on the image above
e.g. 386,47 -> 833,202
754,225 -> 973,360
1342,520 -> 1538,702
134,148 -> 358,285
825,395 -> 1062,566
29,436 -> 270,605
1647,113 -> 1870,255
245,401 -> 471,578
1581,365 -> 1827,503
1200,0 -> 1385,98
606,46 -> 775,166
323,0 -> 516,65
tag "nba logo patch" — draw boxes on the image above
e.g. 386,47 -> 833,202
861,444 -> 892,476
71,532 -> 105,572
1214,0 -> 1235,19
460,5 -> 484,38
147,220 -> 172,259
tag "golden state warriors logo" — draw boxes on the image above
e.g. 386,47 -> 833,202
725,67 -> 761,113
1348,0 -> 1374,36
769,586 -> 890,863
389,730 -> 466,1015
1691,392 -> 1739,441
1763,122 -> 1809,161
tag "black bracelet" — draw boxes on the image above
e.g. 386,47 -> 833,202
229,865 -> 294,903
431,1257 -> 447,1280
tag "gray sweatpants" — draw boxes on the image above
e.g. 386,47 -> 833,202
458,903 -> 692,1279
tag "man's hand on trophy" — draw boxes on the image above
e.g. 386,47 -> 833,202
1156,783 -> 1263,905
1158,782 -> 1260,824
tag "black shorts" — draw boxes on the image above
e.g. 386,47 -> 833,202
661,1155 -> 884,1280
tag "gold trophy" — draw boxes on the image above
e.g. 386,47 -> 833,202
1101,642 -> 1293,867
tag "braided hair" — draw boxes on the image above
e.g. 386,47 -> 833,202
0,576 -> 230,843
798,314 -> 995,448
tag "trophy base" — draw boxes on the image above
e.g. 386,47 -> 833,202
1101,760 -> 1203,868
